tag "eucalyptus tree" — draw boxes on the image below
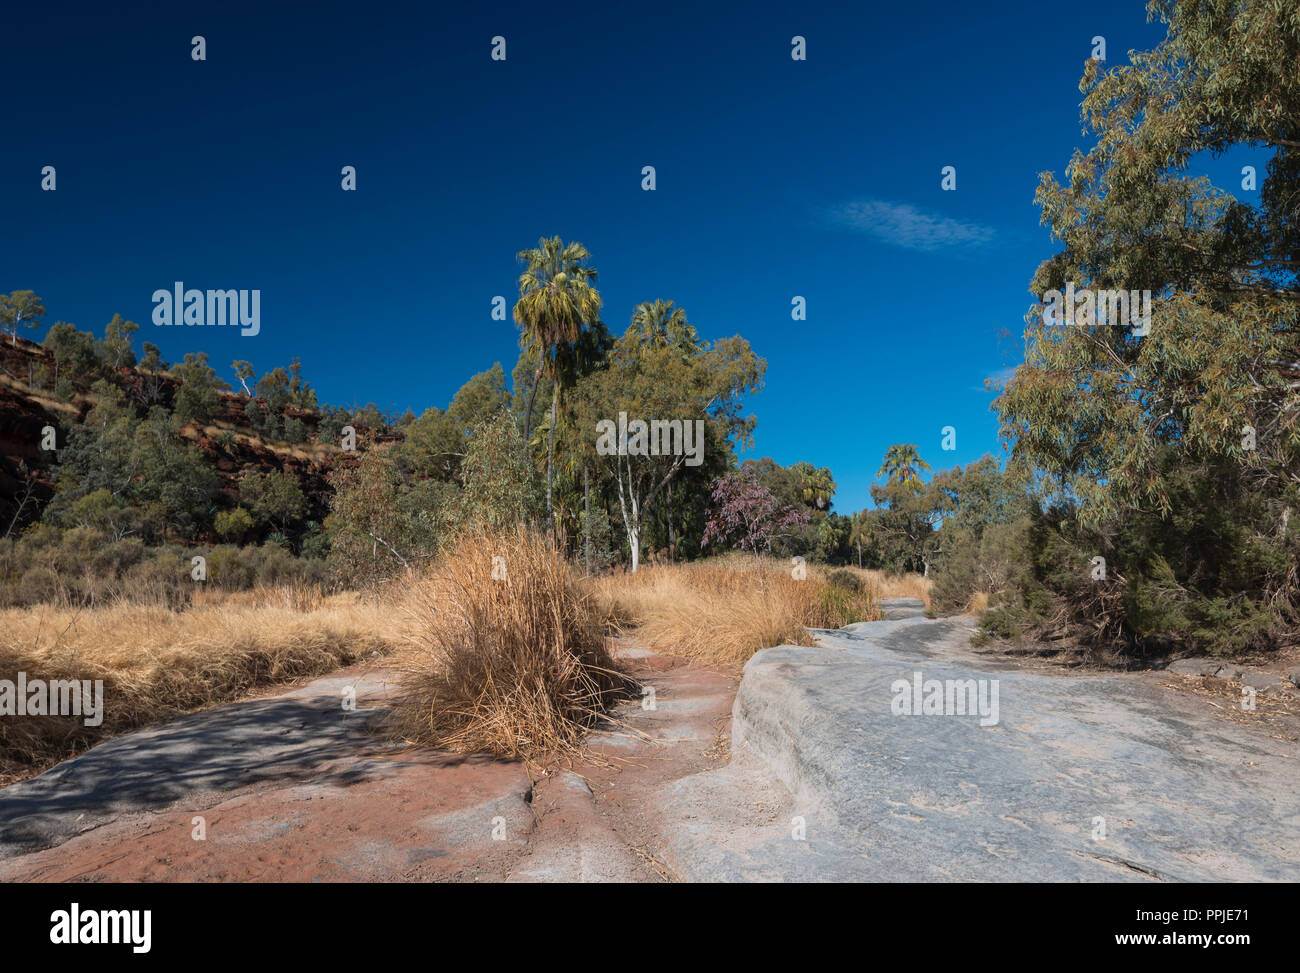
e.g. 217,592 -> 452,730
628,299 -> 700,555
572,332 -> 764,571
0,290 -> 46,346
995,0 -> 1300,653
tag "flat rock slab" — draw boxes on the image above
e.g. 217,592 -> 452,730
662,617 -> 1300,881
7,623 -> 1296,883
0,667 -> 537,881
872,597 -> 928,621
0,646 -> 747,883
0,670 -> 405,856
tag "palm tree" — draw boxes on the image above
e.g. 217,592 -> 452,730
547,320 -> 613,542
848,511 -> 871,568
629,299 -> 699,357
513,237 -> 602,518
793,462 -> 836,510
877,443 -> 931,485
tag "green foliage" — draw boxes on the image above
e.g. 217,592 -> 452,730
138,342 -> 169,405
932,519 -> 1030,614
513,236 -> 603,444
825,568 -> 864,594
812,513 -> 850,563
572,325 -> 765,570
239,470 -> 307,532
44,322 -> 102,389
299,521 -> 331,560
877,444 -> 930,485
256,367 -> 292,411
989,1 -> 1300,657
454,411 -> 541,531
0,529 -> 325,608
231,359 -> 256,394
816,582 -> 875,629
629,299 -> 699,356
400,364 -> 510,480
214,507 -> 255,539
242,398 -> 278,440
316,407 -> 349,445
0,290 -> 46,345
99,314 -> 138,370
59,488 -> 141,541
579,503 -> 617,572
251,357 -> 320,414
48,397 -> 220,541
287,358 -> 317,410
867,477 -> 941,575
283,416 -> 307,444
326,444 -> 426,584
171,352 -> 227,424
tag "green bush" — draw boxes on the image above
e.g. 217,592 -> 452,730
214,507 -> 255,540
825,568 -> 864,594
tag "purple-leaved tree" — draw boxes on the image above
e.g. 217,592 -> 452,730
701,468 -> 809,585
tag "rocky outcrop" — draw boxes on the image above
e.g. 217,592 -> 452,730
659,616 -> 1300,881
1164,656 -> 1299,697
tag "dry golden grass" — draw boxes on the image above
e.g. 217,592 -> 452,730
593,554 -> 882,667
188,581 -> 333,613
833,565 -> 932,607
0,373 -> 80,416
0,542 -> 930,779
386,527 -> 634,760
0,586 -> 401,781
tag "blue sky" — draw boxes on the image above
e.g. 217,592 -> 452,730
1,1 -> 1202,512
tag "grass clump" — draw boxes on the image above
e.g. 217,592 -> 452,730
388,527 -> 632,759
594,554 -> 882,667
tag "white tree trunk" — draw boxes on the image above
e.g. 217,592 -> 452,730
613,453 -> 643,573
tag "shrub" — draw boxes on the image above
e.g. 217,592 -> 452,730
283,416 -> 306,444
214,507 -> 255,540
825,568 -> 864,593
171,352 -> 225,423
387,527 -> 632,758
579,504 -> 617,573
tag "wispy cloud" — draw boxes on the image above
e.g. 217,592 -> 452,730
987,365 -> 1017,384
828,199 -> 996,252
977,365 -> 1017,392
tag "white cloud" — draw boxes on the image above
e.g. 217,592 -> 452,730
981,365 -> 1017,391
829,199 -> 996,252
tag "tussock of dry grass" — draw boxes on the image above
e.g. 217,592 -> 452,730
594,555 -> 882,667
387,527 -> 633,760
0,587 -> 400,781
839,566 -> 932,607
